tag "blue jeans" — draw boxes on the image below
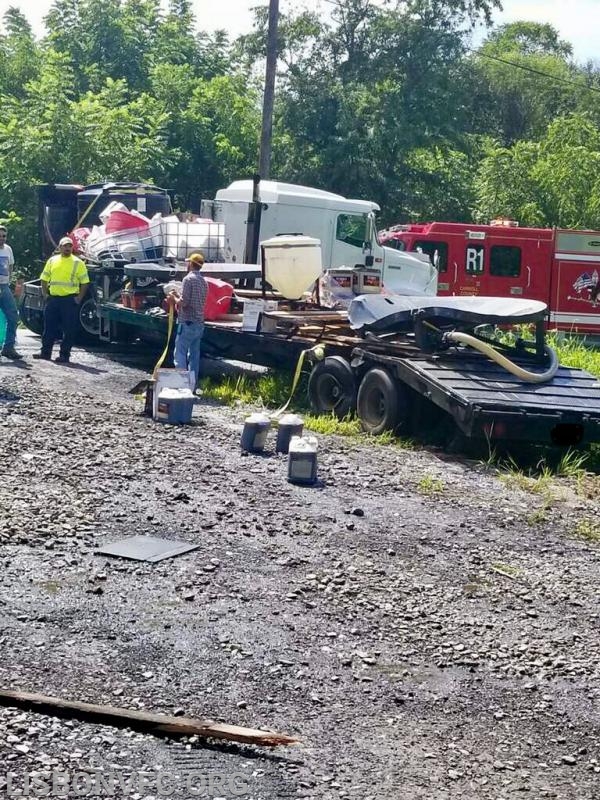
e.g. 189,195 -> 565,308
0,283 -> 18,349
174,321 -> 204,385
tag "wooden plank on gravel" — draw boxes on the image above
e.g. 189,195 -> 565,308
0,690 -> 298,747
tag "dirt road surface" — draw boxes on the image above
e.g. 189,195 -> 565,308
1,332 -> 599,799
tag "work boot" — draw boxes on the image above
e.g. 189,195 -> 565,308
32,353 -> 52,360
54,356 -> 70,364
1,347 -> 24,360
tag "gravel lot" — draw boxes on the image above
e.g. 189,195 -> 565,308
1,332 -> 599,799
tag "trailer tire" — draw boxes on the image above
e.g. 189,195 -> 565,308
357,367 -> 409,436
308,356 -> 356,418
18,295 -> 44,336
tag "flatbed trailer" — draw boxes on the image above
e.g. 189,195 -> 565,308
97,279 -> 600,449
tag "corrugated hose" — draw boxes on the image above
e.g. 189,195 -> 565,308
445,331 -> 559,384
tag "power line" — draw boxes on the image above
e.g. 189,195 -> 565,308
287,0 -> 600,96
470,48 -> 600,96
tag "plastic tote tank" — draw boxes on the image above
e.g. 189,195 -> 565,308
261,235 -> 322,300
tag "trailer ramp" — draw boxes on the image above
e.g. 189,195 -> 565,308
358,347 -> 600,445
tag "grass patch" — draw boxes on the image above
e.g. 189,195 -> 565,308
573,518 -> 600,543
526,501 -> 553,525
199,372 -> 296,409
304,413 -> 362,436
498,459 -> 553,494
417,473 -> 445,495
550,332 -> 600,378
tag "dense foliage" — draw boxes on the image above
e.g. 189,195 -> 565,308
1,0 -> 599,267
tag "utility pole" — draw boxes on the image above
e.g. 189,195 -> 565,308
258,0 -> 279,179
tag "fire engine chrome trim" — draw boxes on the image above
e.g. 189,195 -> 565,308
549,312 -> 600,323
554,253 -> 600,263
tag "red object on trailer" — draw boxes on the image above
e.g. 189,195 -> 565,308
379,221 -> 600,335
105,210 -> 149,234
203,277 -> 233,320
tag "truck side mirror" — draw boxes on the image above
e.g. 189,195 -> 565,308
365,255 -> 374,267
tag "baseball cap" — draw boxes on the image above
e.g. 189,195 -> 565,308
59,236 -> 73,246
186,253 -> 205,265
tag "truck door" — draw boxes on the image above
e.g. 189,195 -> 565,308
551,231 -> 600,334
332,213 -> 370,268
409,239 -> 450,295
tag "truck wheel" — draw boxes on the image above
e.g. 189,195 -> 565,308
77,290 -> 123,343
357,367 -> 410,435
78,296 -> 102,340
308,356 -> 356,418
18,296 -> 44,336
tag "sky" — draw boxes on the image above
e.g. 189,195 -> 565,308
0,0 -> 598,62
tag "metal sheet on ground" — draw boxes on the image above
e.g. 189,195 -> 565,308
95,535 -> 200,562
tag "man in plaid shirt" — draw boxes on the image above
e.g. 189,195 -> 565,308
172,252 -> 208,387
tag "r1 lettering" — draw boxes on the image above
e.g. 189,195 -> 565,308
466,247 -> 484,274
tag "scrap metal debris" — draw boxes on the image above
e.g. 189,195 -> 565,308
95,535 -> 200,563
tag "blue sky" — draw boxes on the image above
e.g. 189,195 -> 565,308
0,0 -> 597,62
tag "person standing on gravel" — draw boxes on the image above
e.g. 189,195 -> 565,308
33,237 -> 89,364
171,252 -> 208,388
0,225 -> 24,361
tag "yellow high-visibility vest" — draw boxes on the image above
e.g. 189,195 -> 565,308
40,255 -> 90,296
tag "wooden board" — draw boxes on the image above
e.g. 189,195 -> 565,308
0,690 -> 298,748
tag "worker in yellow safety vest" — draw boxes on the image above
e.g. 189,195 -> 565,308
33,237 -> 90,364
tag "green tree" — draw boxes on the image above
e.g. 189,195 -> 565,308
0,8 -> 41,98
474,139 -> 545,226
473,22 -> 583,144
474,114 -> 600,229
240,0 -> 498,221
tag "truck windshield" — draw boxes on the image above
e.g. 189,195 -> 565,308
384,238 -> 406,251
336,214 -> 369,249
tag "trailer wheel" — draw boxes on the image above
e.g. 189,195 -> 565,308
357,367 -> 409,435
18,295 -> 44,336
308,356 -> 356,418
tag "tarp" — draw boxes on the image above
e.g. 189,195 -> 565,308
348,294 -> 548,332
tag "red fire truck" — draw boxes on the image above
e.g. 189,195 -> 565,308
379,220 -> 600,335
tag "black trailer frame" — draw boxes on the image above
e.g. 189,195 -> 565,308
96,295 -> 600,447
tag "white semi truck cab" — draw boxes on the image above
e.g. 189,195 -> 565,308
201,180 -> 437,296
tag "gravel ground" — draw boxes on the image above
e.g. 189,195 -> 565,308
0,332 -> 599,799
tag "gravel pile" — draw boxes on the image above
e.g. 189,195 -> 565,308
0,338 -> 599,799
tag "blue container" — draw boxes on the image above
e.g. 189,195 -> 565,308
156,388 -> 194,424
0,310 -> 6,347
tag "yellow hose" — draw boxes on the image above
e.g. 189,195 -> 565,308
446,331 -> 559,384
271,344 -> 325,418
152,301 -> 175,380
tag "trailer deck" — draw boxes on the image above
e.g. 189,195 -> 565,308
98,299 -> 600,446
354,347 -> 600,444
